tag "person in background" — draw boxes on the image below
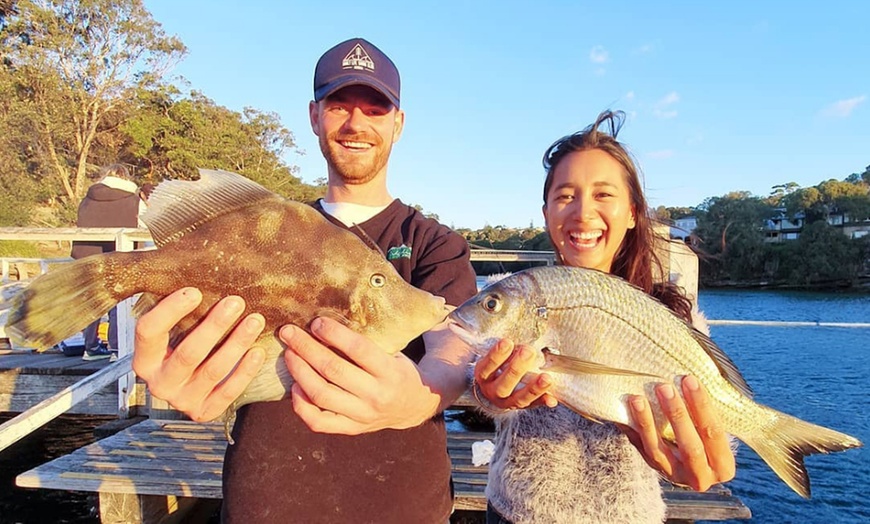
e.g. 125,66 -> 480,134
136,182 -> 156,250
70,163 -> 146,360
472,110 -> 736,524
131,38 -> 478,523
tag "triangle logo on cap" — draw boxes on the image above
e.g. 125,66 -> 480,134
341,44 -> 375,72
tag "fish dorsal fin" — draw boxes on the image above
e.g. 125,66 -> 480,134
144,169 -> 279,247
689,327 -> 754,398
542,349 -> 660,378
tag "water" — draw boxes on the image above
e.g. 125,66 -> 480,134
698,290 -> 870,523
0,414 -> 114,524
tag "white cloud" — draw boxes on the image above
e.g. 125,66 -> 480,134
647,149 -> 674,160
652,91 -> 680,119
821,95 -> 866,118
589,45 -> 609,64
653,109 -> 678,119
625,91 -> 635,101
635,43 -> 654,54
657,91 -> 680,106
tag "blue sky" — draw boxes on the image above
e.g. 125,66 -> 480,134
143,1 -> 869,230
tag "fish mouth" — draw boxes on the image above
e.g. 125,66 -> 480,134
446,311 -> 489,355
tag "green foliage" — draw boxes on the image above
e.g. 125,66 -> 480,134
1,0 -> 187,202
694,193 -> 776,283
785,222 -> 866,284
0,240 -> 41,257
663,206 -> 694,220
119,88 -> 322,199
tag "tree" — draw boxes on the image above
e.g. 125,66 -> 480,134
787,221 -> 865,285
665,206 -> 695,220
1,0 -> 186,204
845,165 -> 870,186
694,191 -> 774,282
783,179 -> 869,223
767,182 -> 800,207
121,87 -> 322,200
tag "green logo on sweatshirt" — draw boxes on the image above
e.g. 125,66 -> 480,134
386,244 -> 412,260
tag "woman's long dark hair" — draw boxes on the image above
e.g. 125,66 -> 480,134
542,110 -> 693,322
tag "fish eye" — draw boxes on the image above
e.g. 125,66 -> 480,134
482,294 -> 502,313
370,273 -> 386,288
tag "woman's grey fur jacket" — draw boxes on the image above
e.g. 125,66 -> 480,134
484,312 -> 711,524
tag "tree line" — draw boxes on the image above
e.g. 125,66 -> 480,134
2,1 -> 868,289
668,167 -> 870,289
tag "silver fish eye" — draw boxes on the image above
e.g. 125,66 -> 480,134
482,295 -> 502,313
370,273 -> 386,288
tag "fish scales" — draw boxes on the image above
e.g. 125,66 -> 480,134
449,265 -> 861,498
527,267 -> 738,426
5,169 -> 449,418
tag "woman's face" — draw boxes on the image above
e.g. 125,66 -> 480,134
543,149 -> 636,272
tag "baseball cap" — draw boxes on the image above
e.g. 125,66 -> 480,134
313,38 -> 400,108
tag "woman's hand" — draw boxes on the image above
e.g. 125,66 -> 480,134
473,339 -> 558,411
623,376 -> 736,492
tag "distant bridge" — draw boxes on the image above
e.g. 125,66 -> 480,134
468,249 -> 556,265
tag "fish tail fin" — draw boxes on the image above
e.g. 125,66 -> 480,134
743,406 -> 862,498
4,252 -> 141,350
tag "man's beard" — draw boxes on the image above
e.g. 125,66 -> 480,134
319,131 -> 392,185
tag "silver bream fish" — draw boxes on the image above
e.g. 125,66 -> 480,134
448,265 -> 862,498
6,169 -> 449,416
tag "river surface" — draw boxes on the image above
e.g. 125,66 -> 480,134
698,289 -> 869,523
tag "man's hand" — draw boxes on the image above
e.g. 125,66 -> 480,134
622,376 -> 736,492
132,288 -> 267,422
473,338 -> 558,411
281,317 -> 446,435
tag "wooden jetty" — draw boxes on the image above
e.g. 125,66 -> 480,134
15,415 -> 750,524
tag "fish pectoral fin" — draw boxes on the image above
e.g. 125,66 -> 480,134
558,399 -> 606,424
313,310 -> 352,327
542,349 -> 659,378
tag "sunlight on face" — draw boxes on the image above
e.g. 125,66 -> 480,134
310,85 -> 404,185
543,149 -> 636,272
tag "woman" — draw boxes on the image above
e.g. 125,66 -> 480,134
473,110 -> 735,524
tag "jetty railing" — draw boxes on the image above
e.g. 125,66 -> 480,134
0,227 -> 151,422
707,319 -> 870,328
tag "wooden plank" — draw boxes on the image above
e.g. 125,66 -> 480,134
98,492 -> 209,524
82,460 -> 223,475
0,372 -> 119,414
0,355 -> 133,452
0,352 -> 107,375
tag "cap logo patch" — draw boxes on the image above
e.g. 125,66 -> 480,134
342,44 -> 375,72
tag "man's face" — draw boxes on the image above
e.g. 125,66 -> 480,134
310,85 -> 405,185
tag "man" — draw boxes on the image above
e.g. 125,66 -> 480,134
71,163 -> 145,360
132,38 -> 478,523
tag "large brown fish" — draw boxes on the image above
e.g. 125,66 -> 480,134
5,169 -> 449,415
448,266 -> 862,498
